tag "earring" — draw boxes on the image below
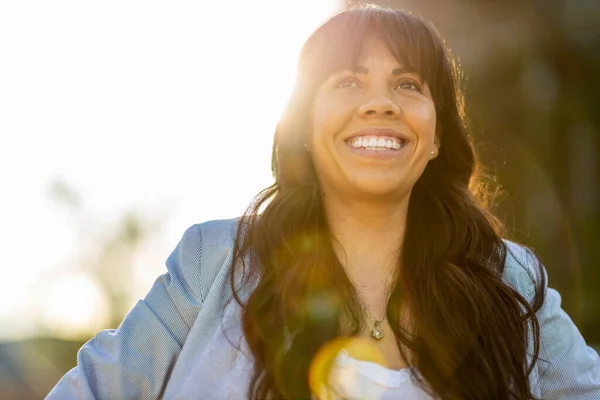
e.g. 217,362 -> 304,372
430,149 -> 435,155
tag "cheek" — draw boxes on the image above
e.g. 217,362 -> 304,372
408,102 -> 437,141
311,98 -> 354,141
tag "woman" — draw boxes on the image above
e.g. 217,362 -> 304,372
47,5 -> 600,400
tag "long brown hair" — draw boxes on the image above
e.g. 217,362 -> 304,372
229,6 -> 546,399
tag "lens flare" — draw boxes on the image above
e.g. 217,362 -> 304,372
309,336 -> 387,399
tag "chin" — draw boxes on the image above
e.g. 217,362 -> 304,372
350,179 -> 410,199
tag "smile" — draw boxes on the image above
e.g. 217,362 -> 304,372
346,135 -> 406,151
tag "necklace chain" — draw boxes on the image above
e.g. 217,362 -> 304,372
357,279 -> 393,342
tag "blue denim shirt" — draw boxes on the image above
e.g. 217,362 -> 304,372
46,218 -> 600,399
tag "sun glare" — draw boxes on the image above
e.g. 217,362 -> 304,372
0,0 -> 341,340
240,0 -> 339,120
39,274 -> 109,340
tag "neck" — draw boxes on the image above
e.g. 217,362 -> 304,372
322,189 -> 410,312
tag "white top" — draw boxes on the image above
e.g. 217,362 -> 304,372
329,349 -> 433,399
172,301 -> 434,399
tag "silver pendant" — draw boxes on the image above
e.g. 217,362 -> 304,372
371,321 -> 384,340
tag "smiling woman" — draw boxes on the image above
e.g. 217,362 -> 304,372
47,5 -> 600,400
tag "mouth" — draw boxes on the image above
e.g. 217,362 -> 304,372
343,127 -> 409,152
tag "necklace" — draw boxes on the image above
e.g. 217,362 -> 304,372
370,319 -> 384,340
364,309 -> 385,340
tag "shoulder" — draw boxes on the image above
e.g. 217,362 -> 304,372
501,239 -> 547,304
180,217 -> 240,243
194,217 -> 240,249
173,217 -> 240,266
172,217 -> 241,303
502,243 -> 600,395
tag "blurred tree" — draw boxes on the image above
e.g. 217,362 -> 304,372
0,178 -> 166,399
48,176 -> 164,329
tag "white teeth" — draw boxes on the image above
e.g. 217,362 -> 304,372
348,135 -> 404,150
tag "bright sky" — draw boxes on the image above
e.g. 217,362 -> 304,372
0,0 -> 340,340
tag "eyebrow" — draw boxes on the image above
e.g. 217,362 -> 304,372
352,65 -> 414,75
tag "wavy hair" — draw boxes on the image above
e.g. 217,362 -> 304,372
229,6 -> 546,399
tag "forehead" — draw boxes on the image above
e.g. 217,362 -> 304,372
354,35 -> 404,68
299,10 -> 441,91
310,32 -> 420,80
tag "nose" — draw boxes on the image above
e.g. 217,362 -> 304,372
358,96 -> 401,119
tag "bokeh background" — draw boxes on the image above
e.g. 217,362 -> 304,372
1,0 -> 598,398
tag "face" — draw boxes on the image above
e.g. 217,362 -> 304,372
309,35 -> 439,200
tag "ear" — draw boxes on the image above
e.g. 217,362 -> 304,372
304,123 -> 317,155
430,125 -> 442,160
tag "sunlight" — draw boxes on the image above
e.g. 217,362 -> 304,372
0,0 -> 341,340
39,274 -> 109,340
240,0 -> 339,120
176,0 -> 343,220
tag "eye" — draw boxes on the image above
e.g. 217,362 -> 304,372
334,77 -> 361,89
395,79 -> 422,92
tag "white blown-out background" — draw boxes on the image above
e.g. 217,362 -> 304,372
0,0 -> 340,340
